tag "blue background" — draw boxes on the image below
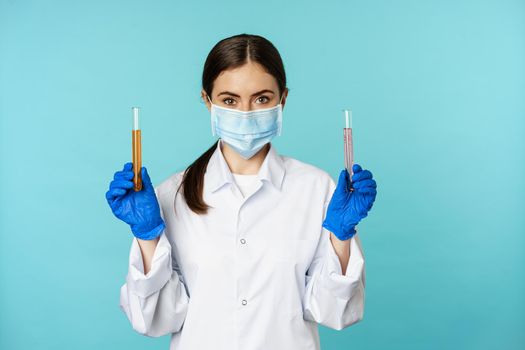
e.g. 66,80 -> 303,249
1,0 -> 524,349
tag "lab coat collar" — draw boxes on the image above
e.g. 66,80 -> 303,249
206,139 -> 285,193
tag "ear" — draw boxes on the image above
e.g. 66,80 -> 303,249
201,89 -> 211,112
281,88 -> 289,110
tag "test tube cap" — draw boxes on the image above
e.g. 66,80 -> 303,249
342,109 -> 352,128
132,107 -> 140,130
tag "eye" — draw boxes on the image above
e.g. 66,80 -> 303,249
256,95 -> 270,104
222,97 -> 236,105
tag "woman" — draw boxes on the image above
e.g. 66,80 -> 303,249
106,33 -> 377,350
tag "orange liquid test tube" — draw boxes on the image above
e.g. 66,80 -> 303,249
132,107 -> 142,191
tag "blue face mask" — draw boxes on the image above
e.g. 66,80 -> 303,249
207,94 -> 284,159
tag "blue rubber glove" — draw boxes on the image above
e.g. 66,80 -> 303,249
322,164 -> 377,240
105,162 -> 166,240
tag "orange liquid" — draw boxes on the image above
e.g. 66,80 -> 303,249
132,129 -> 142,191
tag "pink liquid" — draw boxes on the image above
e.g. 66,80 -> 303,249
344,127 -> 354,191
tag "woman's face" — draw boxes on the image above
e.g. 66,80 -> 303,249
202,60 -> 287,112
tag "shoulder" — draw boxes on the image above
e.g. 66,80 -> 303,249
154,170 -> 185,199
281,155 -> 336,195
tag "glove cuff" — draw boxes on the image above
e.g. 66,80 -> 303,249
131,220 -> 166,240
340,225 -> 357,240
322,220 -> 357,241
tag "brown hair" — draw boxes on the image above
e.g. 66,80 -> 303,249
174,33 -> 288,215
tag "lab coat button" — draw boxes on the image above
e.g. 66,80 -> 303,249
240,238 -> 246,244
241,299 -> 247,305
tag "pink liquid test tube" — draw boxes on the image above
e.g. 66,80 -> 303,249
343,109 -> 354,192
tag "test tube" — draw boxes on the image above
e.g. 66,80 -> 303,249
132,107 -> 142,191
343,109 -> 354,192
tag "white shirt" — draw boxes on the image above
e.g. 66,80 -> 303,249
232,173 -> 259,198
119,139 -> 366,350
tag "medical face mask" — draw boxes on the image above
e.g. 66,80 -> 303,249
207,95 -> 283,160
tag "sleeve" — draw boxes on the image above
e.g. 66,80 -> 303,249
119,185 -> 190,337
302,177 -> 366,330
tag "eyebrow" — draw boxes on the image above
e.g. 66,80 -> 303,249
217,89 -> 275,98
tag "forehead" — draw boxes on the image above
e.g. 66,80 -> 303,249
212,61 -> 279,96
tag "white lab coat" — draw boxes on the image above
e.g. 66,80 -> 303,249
119,139 -> 366,350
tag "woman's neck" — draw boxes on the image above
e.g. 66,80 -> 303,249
220,140 -> 270,175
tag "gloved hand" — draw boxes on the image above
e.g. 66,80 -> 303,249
322,164 -> 377,240
105,162 -> 165,240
